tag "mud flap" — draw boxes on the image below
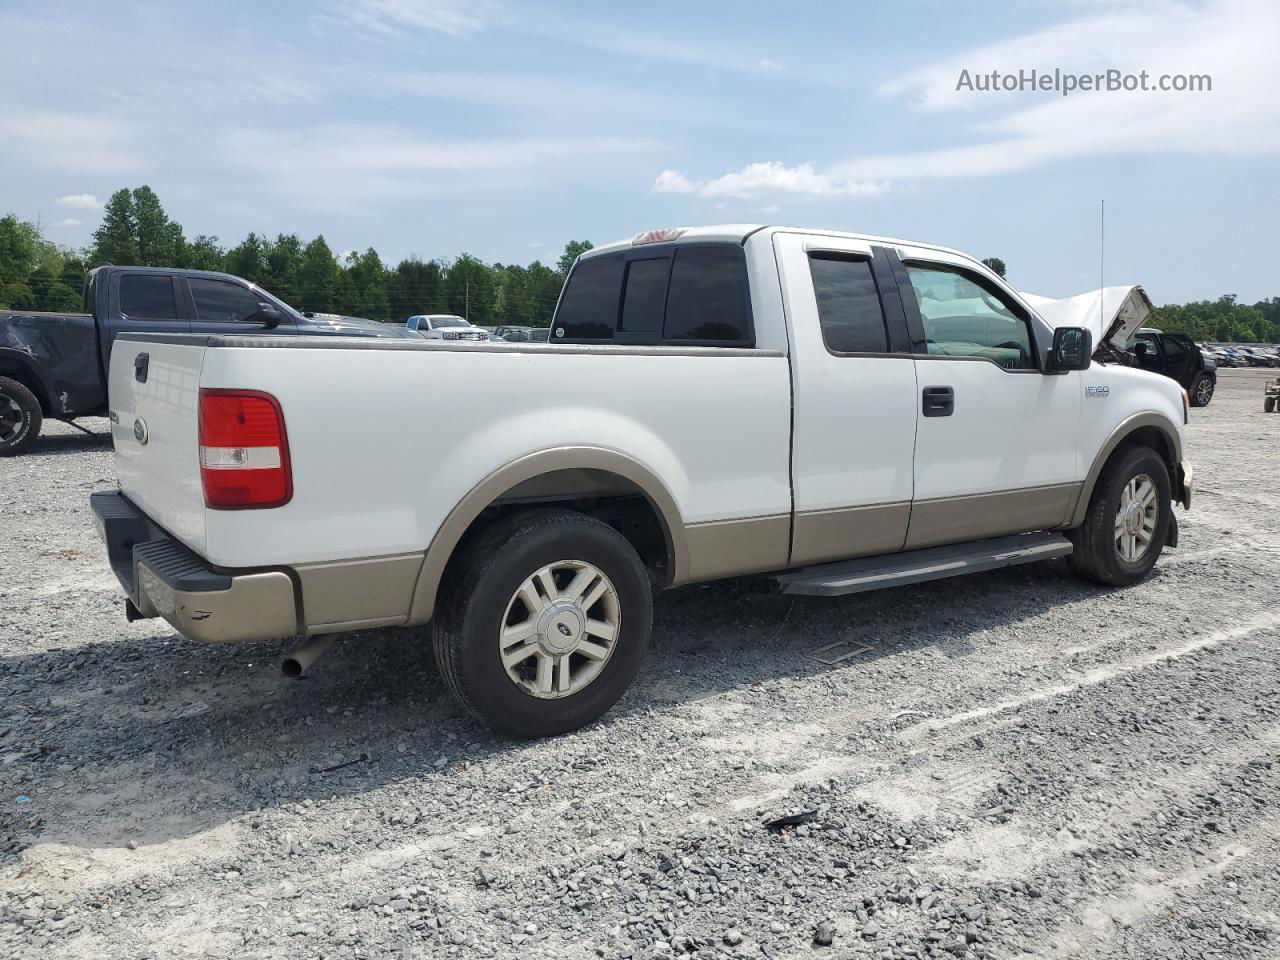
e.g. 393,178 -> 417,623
1167,512 -> 1178,549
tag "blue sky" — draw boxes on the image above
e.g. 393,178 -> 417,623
0,0 -> 1276,303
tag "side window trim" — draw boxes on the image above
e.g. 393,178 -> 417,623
891,252 -> 1043,373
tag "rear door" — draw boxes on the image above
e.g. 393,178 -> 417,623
184,276 -> 296,336
1158,334 -> 1197,385
774,232 -> 918,566
891,246 -> 1082,549
106,273 -> 190,368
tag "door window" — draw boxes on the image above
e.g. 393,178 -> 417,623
904,264 -> 1035,369
1133,333 -> 1162,372
809,254 -> 889,353
1160,335 -> 1187,365
190,278 -> 264,323
119,275 -> 178,320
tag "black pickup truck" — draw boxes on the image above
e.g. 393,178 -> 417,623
0,265 -> 417,455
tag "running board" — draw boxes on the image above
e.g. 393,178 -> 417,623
775,532 -> 1073,597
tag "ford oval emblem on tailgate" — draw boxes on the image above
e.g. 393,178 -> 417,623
133,418 -> 149,444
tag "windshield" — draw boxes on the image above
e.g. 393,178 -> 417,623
431,316 -> 469,328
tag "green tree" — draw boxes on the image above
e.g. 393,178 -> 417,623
264,233 -> 304,304
186,235 -> 225,271
343,248 -> 391,321
981,257 -> 1007,278
132,186 -> 186,266
557,240 -> 593,275
298,236 -> 339,314
444,254 -> 496,324
90,189 -> 140,265
224,232 -> 267,284
388,257 -> 446,321
0,215 -> 39,287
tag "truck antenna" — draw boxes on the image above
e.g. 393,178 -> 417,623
1099,199 -> 1105,331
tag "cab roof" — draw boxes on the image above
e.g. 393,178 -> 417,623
582,224 -> 987,269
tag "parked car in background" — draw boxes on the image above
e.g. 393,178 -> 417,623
528,327 -> 551,342
96,224 -> 1192,735
1241,346 -> 1280,367
492,325 -> 535,342
0,265 -> 418,456
406,315 -> 489,341
1130,328 -> 1217,406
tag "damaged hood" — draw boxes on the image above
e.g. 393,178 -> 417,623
1020,285 -> 1153,352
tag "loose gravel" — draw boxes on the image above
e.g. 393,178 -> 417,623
2,369 -> 1278,959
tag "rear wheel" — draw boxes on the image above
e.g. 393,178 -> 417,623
433,508 -> 653,737
0,377 -> 42,457
1266,396 -> 1277,413
1189,373 -> 1214,407
1068,445 -> 1171,587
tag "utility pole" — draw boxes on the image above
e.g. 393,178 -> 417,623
465,280 -> 470,321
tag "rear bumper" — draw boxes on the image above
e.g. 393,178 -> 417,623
91,491 -> 299,644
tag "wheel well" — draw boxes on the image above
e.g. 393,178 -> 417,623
449,469 -> 674,587
1118,425 -> 1176,473
0,358 -> 50,414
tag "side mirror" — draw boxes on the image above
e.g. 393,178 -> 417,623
254,302 -> 282,327
1049,326 -> 1092,371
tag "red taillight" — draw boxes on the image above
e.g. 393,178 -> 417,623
198,389 -> 292,509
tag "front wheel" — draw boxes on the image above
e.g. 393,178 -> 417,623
433,508 -> 653,737
1068,445 -> 1172,587
0,376 -> 42,457
1266,396 -> 1277,414
1189,373 -> 1214,407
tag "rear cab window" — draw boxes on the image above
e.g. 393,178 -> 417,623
554,243 -> 754,347
119,274 -> 179,321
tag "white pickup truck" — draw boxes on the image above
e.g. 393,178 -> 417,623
93,225 -> 1192,736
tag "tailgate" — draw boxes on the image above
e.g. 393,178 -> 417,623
108,336 -> 208,554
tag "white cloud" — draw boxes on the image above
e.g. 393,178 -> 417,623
223,126 -> 665,211
659,0 -> 1279,191
56,193 -> 102,210
330,0 -> 489,36
653,162 -> 888,200
51,217 -> 81,227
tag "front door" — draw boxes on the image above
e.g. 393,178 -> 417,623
890,247 -> 1083,549
774,232 -> 919,566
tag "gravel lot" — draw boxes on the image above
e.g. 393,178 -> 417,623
2,369 -> 1278,960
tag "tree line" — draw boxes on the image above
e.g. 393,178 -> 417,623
0,186 -> 592,327
1,186 -> 1277,342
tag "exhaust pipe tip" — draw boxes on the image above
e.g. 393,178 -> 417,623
281,633 -> 339,678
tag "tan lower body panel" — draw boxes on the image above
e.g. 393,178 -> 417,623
682,514 -> 790,582
904,483 -> 1080,551
294,553 -> 425,634
138,563 -> 298,644
790,502 -> 910,567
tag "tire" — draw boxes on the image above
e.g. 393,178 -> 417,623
1266,396 -> 1277,414
0,376 -> 42,457
1189,373 -> 1214,407
433,508 -> 653,737
1068,444 -> 1172,587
